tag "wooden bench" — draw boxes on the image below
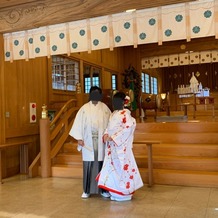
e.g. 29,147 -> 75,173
0,140 -> 32,184
178,103 -> 195,118
133,140 -> 161,187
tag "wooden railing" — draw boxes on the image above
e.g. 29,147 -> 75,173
28,99 -> 79,177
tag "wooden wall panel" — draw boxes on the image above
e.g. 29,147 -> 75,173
123,46 -> 140,70
2,56 -> 49,178
73,50 -> 102,64
101,48 -> 124,72
102,70 -> 112,89
4,57 -> 48,137
70,48 -> 124,71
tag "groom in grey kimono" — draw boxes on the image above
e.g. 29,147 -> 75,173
69,86 -> 111,198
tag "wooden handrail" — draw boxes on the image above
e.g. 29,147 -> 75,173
50,107 -> 79,158
0,140 -> 32,149
50,99 -> 77,127
28,99 -> 79,177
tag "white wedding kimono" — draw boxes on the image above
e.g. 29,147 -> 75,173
97,109 -> 143,198
69,101 -> 111,194
69,101 -> 111,161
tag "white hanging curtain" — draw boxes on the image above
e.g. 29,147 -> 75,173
3,0 -> 215,62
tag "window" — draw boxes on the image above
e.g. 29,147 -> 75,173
84,64 -> 101,93
141,72 -> 150,93
52,56 -> 79,91
141,72 -> 158,94
151,76 -> 158,94
112,74 -> 117,90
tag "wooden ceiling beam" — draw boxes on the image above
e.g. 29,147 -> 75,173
139,37 -> 218,58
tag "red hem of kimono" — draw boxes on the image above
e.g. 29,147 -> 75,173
98,184 -> 135,196
96,173 -> 100,181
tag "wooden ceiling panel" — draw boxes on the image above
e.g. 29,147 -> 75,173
0,0 -> 197,33
0,0 -> 39,9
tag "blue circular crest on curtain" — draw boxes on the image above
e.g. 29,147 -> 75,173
192,26 -> 200,34
149,18 -> 156,26
175,14 -> 183,22
124,22 -> 131,29
139,33 -> 146,40
14,40 -> 19,46
93,39 -> 99,46
29,38 -> 33,44
115,36 -> 121,43
101,26 -> 107,32
72,42 -> 78,49
35,47 -> 40,53
59,33 -> 65,39
204,10 -> 212,18
19,50 -> 24,56
52,45 -> 57,51
40,36 -> 45,42
165,29 -> 172,37
79,29 -> 86,36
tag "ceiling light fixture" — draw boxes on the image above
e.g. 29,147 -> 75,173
125,9 -> 136,13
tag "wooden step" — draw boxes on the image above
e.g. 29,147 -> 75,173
139,168 -> 218,188
134,132 -> 218,144
157,109 -> 216,115
133,144 -> 218,157
62,142 -> 79,153
53,153 -> 82,165
51,161 -> 218,188
152,169 -> 218,188
135,155 -> 218,171
135,122 -> 218,133
52,164 -> 83,178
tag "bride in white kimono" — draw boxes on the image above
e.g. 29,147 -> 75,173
97,92 -> 143,201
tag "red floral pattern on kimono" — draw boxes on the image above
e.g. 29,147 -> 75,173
97,109 -> 143,196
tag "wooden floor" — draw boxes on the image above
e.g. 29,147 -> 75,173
2,175 -> 218,218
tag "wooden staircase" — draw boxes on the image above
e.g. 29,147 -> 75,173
28,99 -> 80,178
51,118 -> 218,188
134,121 -> 218,187
52,141 -> 83,179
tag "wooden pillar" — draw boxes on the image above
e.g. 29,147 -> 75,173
0,34 -> 6,144
146,143 -> 153,187
20,144 -> 29,174
0,34 -> 6,182
76,93 -> 84,107
40,118 -> 51,177
0,151 -> 2,184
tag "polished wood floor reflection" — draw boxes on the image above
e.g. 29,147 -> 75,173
0,175 -> 218,218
